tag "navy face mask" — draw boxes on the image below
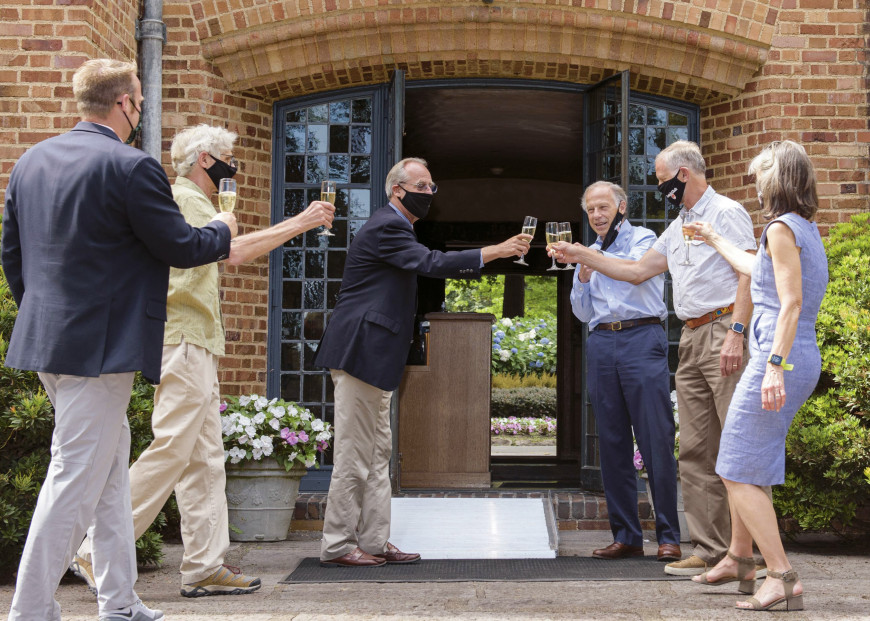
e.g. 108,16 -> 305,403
599,210 -> 625,252
657,171 -> 686,208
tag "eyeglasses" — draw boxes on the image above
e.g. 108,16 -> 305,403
399,181 -> 438,194
210,152 -> 239,170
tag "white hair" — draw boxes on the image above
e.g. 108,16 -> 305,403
384,157 -> 428,198
170,124 -> 237,177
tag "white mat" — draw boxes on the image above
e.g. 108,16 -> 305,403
389,497 -> 557,559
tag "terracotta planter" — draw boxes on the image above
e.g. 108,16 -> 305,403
642,473 -> 691,543
225,460 -> 307,542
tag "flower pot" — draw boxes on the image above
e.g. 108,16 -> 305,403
225,460 -> 307,542
642,474 -> 691,543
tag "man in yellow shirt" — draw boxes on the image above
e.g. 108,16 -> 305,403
73,124 -> 333,597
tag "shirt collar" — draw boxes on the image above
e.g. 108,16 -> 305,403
174,175 -> 210,199
388,201 -> 412,226
682,185 -> 717,219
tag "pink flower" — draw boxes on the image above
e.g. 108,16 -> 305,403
633,449 -> 645,471
281,428 -> 299,445
219,402 -> 228,413
298,431 -> 309,443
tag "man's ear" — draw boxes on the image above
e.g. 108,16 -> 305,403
618,200 -> 627,215
197,151 -> 212,169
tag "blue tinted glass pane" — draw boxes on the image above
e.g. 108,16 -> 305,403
304,280 -> 324,309
646,127 -> 666,155
352,98 -> 372,123
329,100 -> 351,123
307,187 -> 320,204
350,126 -> 372,154
646,157 -> 659,185
308,104 -> 328,123
628,127 -> 643,155
667,126 -> 689,144
284,155 -> 304,183
308,124 -> 327,153
283,249 -> 303,278
628,192 -> 643,220
350,156 -> 370,183
327,251 -> 346,278
281,342 -> 302,371
629,103 -> 645,125
281,373 -> 300,402
329,125 -> 349,153
328,154 -> 350,182
349,189 -> 370,217
286,109 -> 305,123
646,190 -> 665,220
333,188 -> 348,218
303,367 -> 323,396
327,281 -> 342,308
305,229 -> 330,248
305,250 -> 325,279
282,280 -> 301,309
668,111 -> 688,126
281,312 -> 302,340
305,155 -> 327,184
629,156 -> 645,186
284,189 -> 306,217
349,219 -> 366,243
647,107 -> 668,125
285,124 -> 305,153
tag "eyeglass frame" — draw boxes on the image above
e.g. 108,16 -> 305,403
207,151 -> 239,170
399,181 -> 438,194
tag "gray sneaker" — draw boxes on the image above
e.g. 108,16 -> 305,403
69,554 -> 97,596
100,599 -> 164,621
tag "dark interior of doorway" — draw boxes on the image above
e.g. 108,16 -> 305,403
403,85 -> 585,489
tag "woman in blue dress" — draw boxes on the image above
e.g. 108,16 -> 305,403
685,141 -> 828,612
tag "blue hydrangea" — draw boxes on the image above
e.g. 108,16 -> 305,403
493,344 -> 501,351
535,360 -> 543,367
495,330 -> 505,339
537,352 -> 544,357
511,347 -> 518,354
540,337 -> 550,345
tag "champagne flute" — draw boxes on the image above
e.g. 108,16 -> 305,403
559,222 -> 574,270
218,178 -> 236,213
514,216 -> 537,266
545,222 -> 561,271
318,180 -> 336,237
677,210 -> 695,266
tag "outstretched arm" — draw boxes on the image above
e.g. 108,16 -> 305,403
480,234 -> 532,264
550,241 -> 668,284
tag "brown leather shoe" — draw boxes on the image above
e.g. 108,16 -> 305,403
657,543 -> 682,562
372,542 -> 421,564
320,547 -> 386,568
592,541 -> 644,559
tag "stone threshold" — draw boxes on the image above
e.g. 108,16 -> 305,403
293,489 -> 654,532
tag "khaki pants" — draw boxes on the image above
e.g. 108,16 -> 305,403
320,369 -> 393,561
675,317 -> 746,564
78,340 -> 227,584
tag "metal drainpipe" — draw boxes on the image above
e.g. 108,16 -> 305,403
137,0 -> 166,160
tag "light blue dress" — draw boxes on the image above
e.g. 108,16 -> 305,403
716,213 -> 828,486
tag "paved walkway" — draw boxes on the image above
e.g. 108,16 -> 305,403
2,530 -> 868,619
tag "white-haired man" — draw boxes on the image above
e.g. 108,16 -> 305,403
73,124 -> 334,597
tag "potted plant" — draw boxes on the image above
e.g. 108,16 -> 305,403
221,394 -> 332,541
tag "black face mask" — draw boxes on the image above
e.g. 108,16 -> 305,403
599,210 -> 625,252
205,157 -> 238,189
657,171 -> 687,208
400,188 -> 433,219
122,102 -> 142,145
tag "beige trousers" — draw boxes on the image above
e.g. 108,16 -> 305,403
675,317 -> 747,564
320,369 -> 393,561
79,340 -> 227,584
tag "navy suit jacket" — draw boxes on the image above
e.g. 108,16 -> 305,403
1,122 -> 231,383
314,205 -> 481,391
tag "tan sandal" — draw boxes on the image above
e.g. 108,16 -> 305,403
695,550 -> 757,595
737,569 -> 804,612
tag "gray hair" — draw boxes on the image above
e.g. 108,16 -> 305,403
581,180 -> 627,211
656,140 -> 706,176
384,157 -> 429,198
170,124 -> 238,177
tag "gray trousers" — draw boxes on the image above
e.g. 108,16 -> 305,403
8,373 -> 138,621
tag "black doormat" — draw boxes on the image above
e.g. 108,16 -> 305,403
282,556 -> 684,583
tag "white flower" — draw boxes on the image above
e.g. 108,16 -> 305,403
316,431 -> 331,442
311,419 -> 324,432
288,451 -> 298,462
269,405 -> 285,418
239,395 -> 252,407
238,434 -> 249,445
262,443 -> 273,456
244,425 -> 257,437
269,417 -> 282,431
252,437 -> 264,449
252,412 -> 266,425
238,415 -> 251,427
300,410 -> 311,421
304,458 -> 316,468
500,317 -> 513,327
252,448 -> 263,460
498,349 -> 511,361
254,396 -> 269,410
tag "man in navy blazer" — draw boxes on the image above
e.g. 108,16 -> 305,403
2,59 -> 236,621
315,157 -> 530,567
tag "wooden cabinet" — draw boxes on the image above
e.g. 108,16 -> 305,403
397,312 -> 493,489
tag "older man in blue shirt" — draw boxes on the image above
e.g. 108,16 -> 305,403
570,181 -> 680,562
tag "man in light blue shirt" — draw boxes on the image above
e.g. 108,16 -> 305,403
570,181 -> 680,562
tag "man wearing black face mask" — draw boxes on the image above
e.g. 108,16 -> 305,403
551,141 -> 760,578
314,157 -> 531,567
569,181 -> 680,563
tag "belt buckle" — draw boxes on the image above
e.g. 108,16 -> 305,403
611,321 -> 622,331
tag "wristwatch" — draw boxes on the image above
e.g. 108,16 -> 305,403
729,322 -> 745,335
767,354 -> 794,370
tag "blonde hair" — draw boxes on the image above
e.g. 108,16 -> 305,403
72,59 -> 138,119
170,124 -> 238,177
656,140 -> 706,176
385,157 -> 428,198
750,140 -> 818,220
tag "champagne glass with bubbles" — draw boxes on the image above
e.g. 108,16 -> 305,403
545,222 -> 561,271
677,210 -> 695,266
514,216 -> 537,266
218,178 -> 236,213
559,222 -> 574,270
318,180 -> 336,237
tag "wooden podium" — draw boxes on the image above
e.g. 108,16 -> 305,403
397,312 -> 493,489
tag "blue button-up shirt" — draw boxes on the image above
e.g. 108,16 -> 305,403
570,219 -> 667,329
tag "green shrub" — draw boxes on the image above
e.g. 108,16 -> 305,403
772,213 -> 870,533
491,387 -> 556,419
492,373 -> 557,389
491,315 -> 557,377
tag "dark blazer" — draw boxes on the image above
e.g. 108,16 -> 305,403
1,122 -> 231,383
314,204 -> 481,391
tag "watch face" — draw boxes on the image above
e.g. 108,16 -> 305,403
769,354 -> 783,366
730,322 -> 745,334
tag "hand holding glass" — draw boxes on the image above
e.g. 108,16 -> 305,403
545,222 -> 561,271
218,178 -> 236,213
559,222 -> 574,270
318,181 -> 336,237
514,216 -> 537,266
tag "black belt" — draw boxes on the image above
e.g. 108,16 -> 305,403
593,317 -> 663,332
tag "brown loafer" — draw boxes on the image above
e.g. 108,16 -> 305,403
592,541 -> 644,559
372,542 -> 421,564
657,543 -> 682,562
320,547 -> 386,568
